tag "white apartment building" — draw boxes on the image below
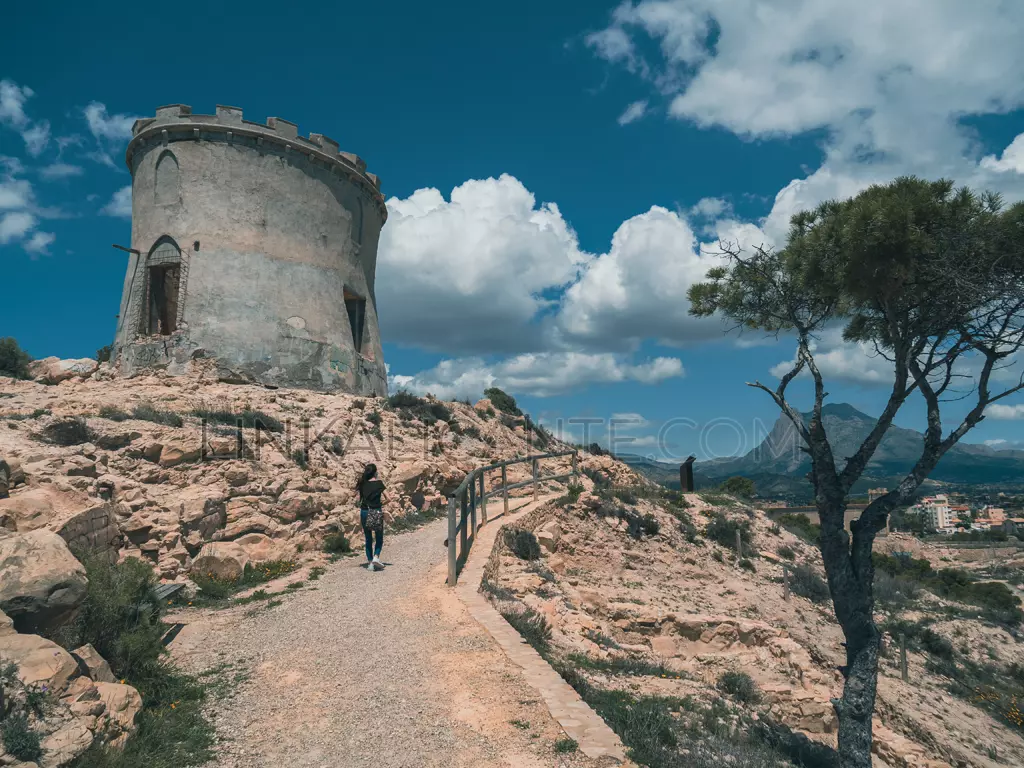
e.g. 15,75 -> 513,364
920,494 -> 954,531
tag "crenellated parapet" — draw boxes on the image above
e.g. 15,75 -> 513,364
126,104 -> 386,220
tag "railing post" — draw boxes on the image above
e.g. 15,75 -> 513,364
470,474 -> 478,539
447,497 -> 457,586
460,487 -> 469,556
502,463 -> 509,516
532,457 -> 539,503
479,471 -> 487,524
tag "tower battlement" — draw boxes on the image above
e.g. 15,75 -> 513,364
114,102 -> 389,395
126,104 -> 385,219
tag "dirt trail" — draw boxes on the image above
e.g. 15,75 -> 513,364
169,497 -> 602,768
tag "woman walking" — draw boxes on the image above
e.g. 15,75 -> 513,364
357,463 -> 386,571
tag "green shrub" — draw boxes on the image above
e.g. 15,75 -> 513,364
132,403 -> 184,427
351,398 -> 366,410
41,417 -> 94,446
387,391 -> 451,424
323,532 -> 352,554
705,513 -> 754,552
873,570 -> 921,609
719,476 -> 756,499
99,405 -> 130,421
1,714 -> 42,762
484,387 -> 522,416
505,528 -> 541,560
627,513 -> 660,539
291,448 -> 308,469
192,408 -> 283,433
0,337 -> 32,380
789,564 -> 831,605
778,513 -> 821,544
59,555 -> 165,680
96,344 -> 113,363
718,671 -> 761,704
191,561 -> 297,604
739,558 -> 756,572
777,545 -> 797,561
554,738 -> 579,753
499,603 -> 551,652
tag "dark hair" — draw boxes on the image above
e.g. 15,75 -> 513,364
356,463 -> 377,492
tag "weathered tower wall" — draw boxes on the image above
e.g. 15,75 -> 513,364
113,104 -> 388,395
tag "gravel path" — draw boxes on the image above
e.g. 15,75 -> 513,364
170,499 -> 598,768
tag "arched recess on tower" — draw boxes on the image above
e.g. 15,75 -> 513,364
155,150 -> 180,205
141,237 -> 183,336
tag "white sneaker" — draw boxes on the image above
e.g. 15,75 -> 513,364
372,556 -> 382,569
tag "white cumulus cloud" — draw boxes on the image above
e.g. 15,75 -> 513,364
389,352 -> 683,399
101,185 -> 132,217
0,212 -> 37,244
618,100 -> 650,125
23,230 -> 55,255
557,205 -> 728,350
987,403 -> 1024,420
378,174 -> 590,354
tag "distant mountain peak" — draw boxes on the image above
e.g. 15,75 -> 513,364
810,403 -> 874,421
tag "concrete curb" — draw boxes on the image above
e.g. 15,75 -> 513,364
454,497 -> 627,763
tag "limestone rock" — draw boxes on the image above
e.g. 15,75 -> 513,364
0,631 -> 79,693
0,529 -> 88,633
71,643 -> 116,683
158,440 -> 202,468
233,532 -> 283,562
29,356 -> 98,385
95,681 -> 143,745
0,606 -> 14,636
192,541 -> 250,581
40,719 -> 94,768
56,504 -> 122,562
535,520 -> 561,554
0,487 -> 56,532
390,461 -> 430,494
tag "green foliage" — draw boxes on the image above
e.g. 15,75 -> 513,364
102,403 -> 184,427
351,398 -> 365,410
499,603 -> 551,652
96,344 -> 113,363
554,738 -> 579,754
62,554 -> 166,680
554,481 -> 584,508
1,714 -> 42,762
41,416 -> 94,446
777,545 -> 797,561
874,553 -> 1022,625
676,509 -> 699,544
505,528 -> 541,561
365,410 -> 383,426
191,561 -> 297,604
0,337 -> 32,380
291,448 -> 308,469
789,564 -> 832,605
705,513 -> 754,552
387,391 -> 451,424
68,665 -> 216,768
719,476 -> 756,499
308,566 -> 326,581
192,408 -> 284,433
131,403 -> 184,427
484,387 -> 522,416
567,653 -> 676,678
718,671 -> 761,704
778,513 -> 821,545
323,532 -> 352,554
586,442 -> 605,456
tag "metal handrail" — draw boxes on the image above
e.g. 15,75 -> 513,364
446,449 -> 578,586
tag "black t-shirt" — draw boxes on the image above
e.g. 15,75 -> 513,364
359,479 -> 385,509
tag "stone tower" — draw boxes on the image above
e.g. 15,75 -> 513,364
113,104 -> 388,395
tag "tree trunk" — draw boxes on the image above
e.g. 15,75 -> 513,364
835,622 -> 881,768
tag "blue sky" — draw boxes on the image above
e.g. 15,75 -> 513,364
2,0 -> 1024,460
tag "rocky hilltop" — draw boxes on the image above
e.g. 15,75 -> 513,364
486,484 -> 1024,767
0,358 -> 574,766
